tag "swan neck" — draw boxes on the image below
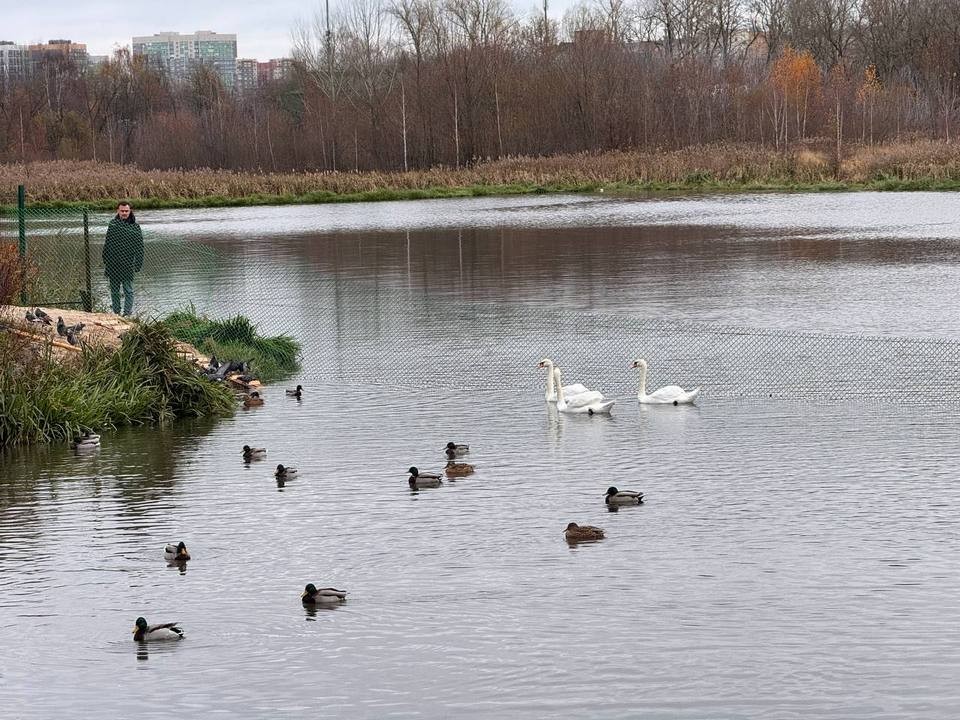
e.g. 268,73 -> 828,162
636,362 -> 647,399
544,361 -> 555,399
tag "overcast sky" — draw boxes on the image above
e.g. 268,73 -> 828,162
9,0 -> 579,61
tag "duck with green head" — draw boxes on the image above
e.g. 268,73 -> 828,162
163,541 -> 191,562
276,464 -> 298,479
243,445 -> 267,461
408,466 -> 442,489
301,583 -> 347,604
605,487 -> 644,506
133,617 -> 183,641
445,442 -> 469,457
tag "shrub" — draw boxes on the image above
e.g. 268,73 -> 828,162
161,306 -> 300,383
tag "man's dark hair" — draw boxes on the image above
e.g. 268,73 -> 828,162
118,201 -> 131,208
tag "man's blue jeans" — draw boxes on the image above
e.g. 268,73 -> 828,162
109,277 -> 134,316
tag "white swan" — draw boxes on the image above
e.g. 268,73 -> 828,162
537,358 -> 603,403
631,359 -> 701,405
555,368 -> 615,414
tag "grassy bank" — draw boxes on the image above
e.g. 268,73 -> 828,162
4,140 -> 960,210
161,307 -> 300,383
0,321 -> 235,447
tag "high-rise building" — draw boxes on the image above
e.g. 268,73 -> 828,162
0,41 -> 28,81
257,58 -> 294,85
235,58 -> 258,94
132,30 -> 237,86
27,39 -> 90,72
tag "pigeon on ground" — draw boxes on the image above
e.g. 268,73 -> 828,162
56,317 -> 67,336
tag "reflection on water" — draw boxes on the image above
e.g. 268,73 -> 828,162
5,193 -> 960,718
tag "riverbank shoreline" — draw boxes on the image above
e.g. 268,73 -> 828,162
0,312 -> 239,448
4,141 -> 960,212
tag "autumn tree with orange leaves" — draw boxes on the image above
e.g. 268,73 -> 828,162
857,65 -> 882,144
771,46 -> 822,147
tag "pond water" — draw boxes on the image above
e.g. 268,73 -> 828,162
4,192 -> 960,718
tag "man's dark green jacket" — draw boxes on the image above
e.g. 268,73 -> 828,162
103,215 -> 144,282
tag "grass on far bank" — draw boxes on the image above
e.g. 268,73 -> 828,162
0,320 -> 235,448
161,306 -> 300,383
5,140 -> 960,211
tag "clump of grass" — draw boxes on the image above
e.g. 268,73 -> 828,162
161,306 -> 300,383
0,320 -> 234,447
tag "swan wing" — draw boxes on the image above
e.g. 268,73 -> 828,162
562,382 -> 591,396
563,390 -> 605,408
587,399 -> 615,414
643,385 -> 700,404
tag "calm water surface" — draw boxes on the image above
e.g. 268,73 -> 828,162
4,192 -> 960,718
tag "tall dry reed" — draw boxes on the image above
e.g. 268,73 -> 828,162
2,141 -> 957,206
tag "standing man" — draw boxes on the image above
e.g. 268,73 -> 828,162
103,201 -> 144,316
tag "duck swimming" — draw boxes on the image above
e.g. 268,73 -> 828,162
604,487 -> 644,505
301,583 -> 347,604
286,385 -> 303,398
444,460 -> 475,477
243,391 -> 264,408
445,442 -> 469,457
164,541 -> 191,562
408,466 -> 442,489
242,445 -> 267,461
275,464 -> 298,479
132,617 -> 183,641
564,522 -> 605,541
71,431 -> 100,451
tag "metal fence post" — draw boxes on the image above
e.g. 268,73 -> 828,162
17,184 -> 26,305
83,209 -> 93,312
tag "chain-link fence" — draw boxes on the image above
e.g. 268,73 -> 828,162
0,201 -> 220,315
0,205 -> 94,310
298,287 -> 960,405
5,192 -> 960,405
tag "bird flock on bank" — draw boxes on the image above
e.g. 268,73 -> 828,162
79,356 -> 698,642
24,307 -> 86,346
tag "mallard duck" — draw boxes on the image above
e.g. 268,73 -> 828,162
445,442 -> 469,457
72,430 -> 100,444
276,464 -> 298,479
132,617 -> 183,642
243,391 -> 264,408
71,431 -> 100,451
605,487 -> 644,505
444,460 -> 475,477
564,522 -> 605,541
242,445 -> 267,461
301,583 -> 347,604
286,384 -> 303,398
164,541 -> 191,562
408,466 -> 442,489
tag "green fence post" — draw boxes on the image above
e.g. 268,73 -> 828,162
17,184 -> 26,305
83,209 -> 93,312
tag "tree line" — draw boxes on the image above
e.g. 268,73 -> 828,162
2,0 -> 960,171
